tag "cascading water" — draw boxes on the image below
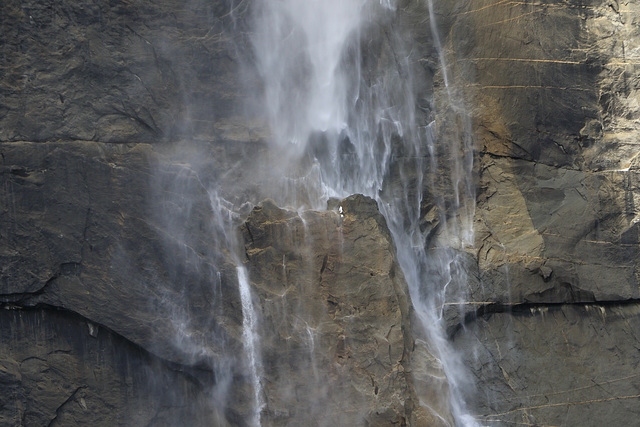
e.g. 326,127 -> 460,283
158,0 -> 478,424
236,265 -> 264,425
246,0 -> 478,425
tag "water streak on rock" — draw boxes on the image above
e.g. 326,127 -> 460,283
250,0 -> 477,424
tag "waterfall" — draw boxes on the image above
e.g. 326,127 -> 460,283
236,265 -> 264,426
248,0 -> 477,425
251,0 -> 362,151
151,154 -> 267,426
156,0 -> 477,423
206,192 -> 265,426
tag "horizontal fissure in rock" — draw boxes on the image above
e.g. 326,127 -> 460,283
449,298 -> 640,336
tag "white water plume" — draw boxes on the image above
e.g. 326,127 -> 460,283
252,0 -> 362,150
250,0 -> 478,425
236,265 -> 264,426
146,0 -> 478,424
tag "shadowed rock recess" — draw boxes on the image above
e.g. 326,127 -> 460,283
2,0 -> 640,426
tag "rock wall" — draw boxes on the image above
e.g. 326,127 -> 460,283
3,0 -> 640,425
435,0 -> 640,424
0,139 -> 441,425
0,141 -> 246,424
0,0 -> 257,143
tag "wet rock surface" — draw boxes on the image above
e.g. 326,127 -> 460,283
1,139 -> 445,424
0,141 -> 243,365
242,195 -> 448,426
0,140 -> 249,424
0,308 -> 213,426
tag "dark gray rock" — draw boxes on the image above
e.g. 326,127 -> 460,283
0,140 -> 255,424
453,303 -> 640,426
0,141 -> 243,366
0,307 -> 216,426
0,0 -> 257,144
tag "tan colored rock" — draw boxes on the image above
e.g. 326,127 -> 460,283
435,0 -> 640,423
242,195 -> 451,426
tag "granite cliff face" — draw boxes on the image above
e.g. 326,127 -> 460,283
2,0 -> 640,425
1,139 -> 439,424
436,0 -> 640,424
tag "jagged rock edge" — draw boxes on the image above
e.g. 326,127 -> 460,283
449,298 -> 640,338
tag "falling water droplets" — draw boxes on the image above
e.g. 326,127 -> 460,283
237,265 -> 264,426
246,0 -> 479,424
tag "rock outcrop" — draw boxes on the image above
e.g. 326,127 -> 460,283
241,195 -> 447,426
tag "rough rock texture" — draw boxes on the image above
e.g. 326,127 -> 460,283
433,0 -> 640,423
0,141 -> 251,424
4,0 -> 640,425
0,141 -> 441,425
0,0 -> 258,143
0,141 -> 244,364
242,195 -> 447,426
0,308 -> 212,426
0,138 -> 440,424
456,303 -> 640,426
